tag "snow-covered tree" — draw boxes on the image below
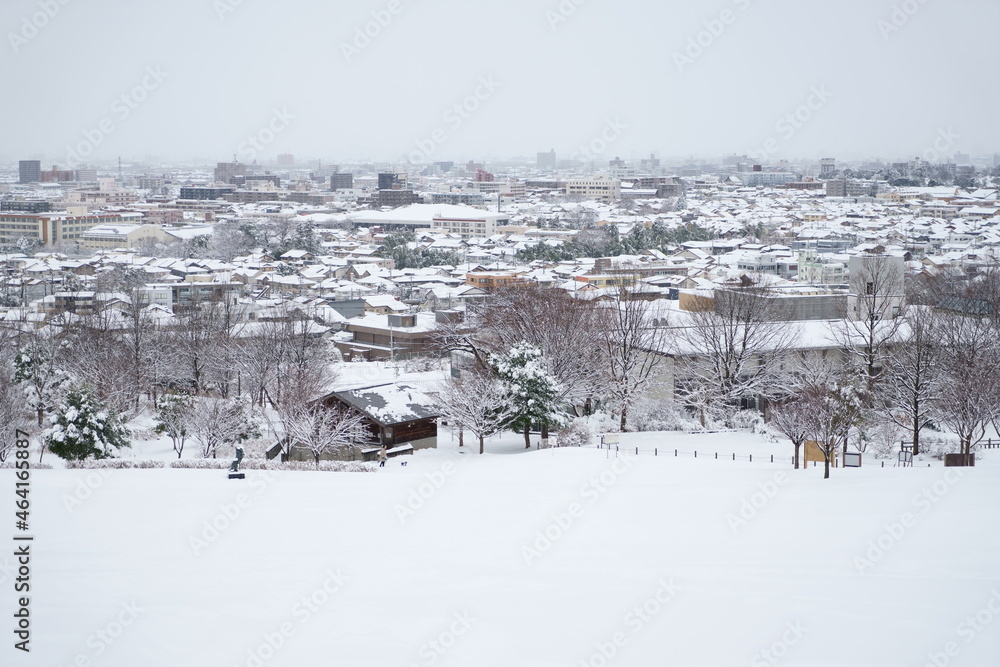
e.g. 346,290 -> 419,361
490,342 -> 564,448
14,338 -> 71,427
43,389 -> 131,461
0,358 -> 31,463
437,370 -> 517,455
281,403 -> 368,466
190,397 -> 259,459
154,393 -> 194,459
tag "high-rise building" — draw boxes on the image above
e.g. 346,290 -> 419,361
19,160 -> 41,184
277,153 -> 295,166
536,149 -> 556,170
214,161 -> 246,184
377,172 -> 398,190
820,158 -> 836,176
330,172 -> 354,190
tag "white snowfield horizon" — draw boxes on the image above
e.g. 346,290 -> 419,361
2,432 -> 998,667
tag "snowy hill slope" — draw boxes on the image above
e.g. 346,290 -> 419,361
3,443 -> 999,666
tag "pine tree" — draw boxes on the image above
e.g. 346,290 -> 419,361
491,342 -> 563,449
44,389 -> 131,460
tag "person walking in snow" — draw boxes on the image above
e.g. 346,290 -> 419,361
378,445 -> 387,467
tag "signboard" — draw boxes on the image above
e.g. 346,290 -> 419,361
843,452 -> 862,468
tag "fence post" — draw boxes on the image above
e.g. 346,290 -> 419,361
750,454 -> 752,462
715,452 -> 718,460
655,448 -> 657,456
732,453 -> 735,461
636,447 -> 638,456
770,455 -> 773,463
694,451 -> 697,458
674,449 -> 677,457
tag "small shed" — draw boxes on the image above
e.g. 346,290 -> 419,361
321,383 -> 439,451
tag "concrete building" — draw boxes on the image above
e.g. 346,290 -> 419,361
214,162 -> 246,185
19,160 -> 41,184
820,158 -> 836,176
566,176 -> 621,203
537,149 -> 556,170
0,211 -> 139,246
352,204 -> 508,239
330,172 -> 354,190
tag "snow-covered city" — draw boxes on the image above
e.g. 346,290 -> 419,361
2,1 -> 1000,665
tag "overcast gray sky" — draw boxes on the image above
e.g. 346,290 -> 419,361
3,0 -> 998,167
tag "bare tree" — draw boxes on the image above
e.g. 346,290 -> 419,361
767,396 -> 811,469
190,397 -> 259,459
932,312 -> 1000,464
598,284 -> 671,431
881,306 -> 942,456
281,403 -> 368,466
437,369 -> 517,455
677,283 -> 798,425
476,284 -> 605,411
798,382 -> 863,480
153,393 -> 194,459
832,253 -> 906,394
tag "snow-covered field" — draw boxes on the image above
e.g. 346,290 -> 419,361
3,431 -> 999,666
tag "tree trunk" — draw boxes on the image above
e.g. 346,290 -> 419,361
794,442 -> 800,470
458,427 -> 464,448
541,421 -> 549,440
524,423 -> 531,449
37,408 -> 44,427
479,435 -> 484,455
824,453 -> 830,479
620,406 -> 628,432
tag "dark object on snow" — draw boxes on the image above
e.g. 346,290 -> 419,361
228,446 -> 245,478
944,453 -> 975,467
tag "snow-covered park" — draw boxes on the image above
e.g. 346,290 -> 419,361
4,427 -> 999,667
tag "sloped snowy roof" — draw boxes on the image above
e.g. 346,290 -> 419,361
330,383 -> 439,425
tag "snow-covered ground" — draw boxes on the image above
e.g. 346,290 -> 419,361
3,430 -> 999,666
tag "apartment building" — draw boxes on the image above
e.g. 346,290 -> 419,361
0,211 -> 139,246
566,176 -> 621,203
